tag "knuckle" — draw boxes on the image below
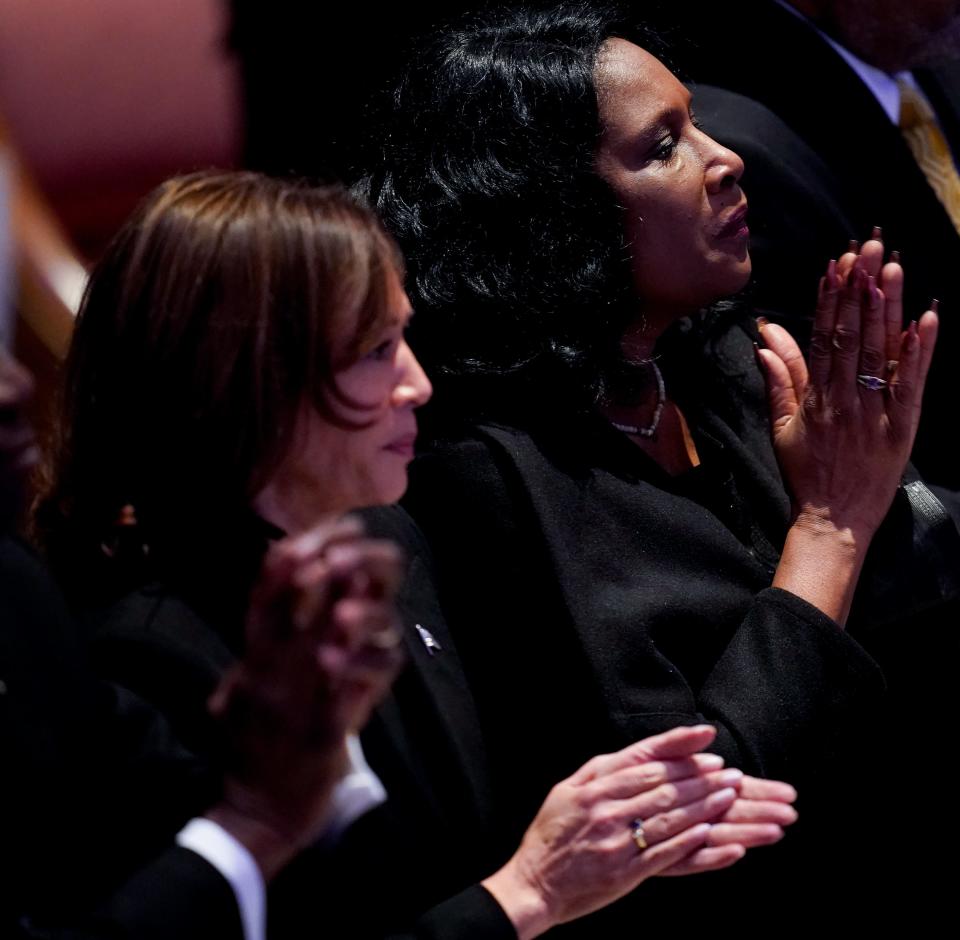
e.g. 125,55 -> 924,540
892,378 -> 914,400
568,782 -> 593,810
651,785 -> 677,813
810,331 -> 833,358
590,806 -> 621,836
859,350 -> 886,375
832,328 -> 860,356
632,766 -> 658,789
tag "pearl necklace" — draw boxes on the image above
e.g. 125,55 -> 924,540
610,361 -> 665,438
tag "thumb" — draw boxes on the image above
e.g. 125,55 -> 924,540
756,346 -> 799,433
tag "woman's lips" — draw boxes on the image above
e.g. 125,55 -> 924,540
715,204 -> 749,240
384,434 -> 417,458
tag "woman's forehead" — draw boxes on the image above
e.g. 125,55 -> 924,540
596,38 -> 689,134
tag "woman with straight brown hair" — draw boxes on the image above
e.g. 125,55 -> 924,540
35,170 -> 797,938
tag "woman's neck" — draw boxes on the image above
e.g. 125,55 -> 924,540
251,476 -> 329,537
603,313 -> 701,474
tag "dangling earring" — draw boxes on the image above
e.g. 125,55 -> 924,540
100,503 -> 149,561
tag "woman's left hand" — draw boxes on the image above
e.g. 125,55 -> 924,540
481,726 -> 798,939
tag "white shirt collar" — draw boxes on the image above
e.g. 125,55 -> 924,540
773,0 -> 911,123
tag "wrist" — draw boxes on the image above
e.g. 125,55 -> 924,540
790,505 -> 874,552
774,511 -> 872,626
482,857 -> 554,940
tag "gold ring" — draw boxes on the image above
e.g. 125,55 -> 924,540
629,819 -> 647,852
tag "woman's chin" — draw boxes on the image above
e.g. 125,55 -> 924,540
358,472 -> 410,511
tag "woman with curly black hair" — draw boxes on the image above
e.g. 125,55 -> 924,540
367,1 -> 947,922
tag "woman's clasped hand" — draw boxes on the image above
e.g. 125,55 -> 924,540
206,516 -> 405,868
482,725 -> 796,939
758,233 -> 938,624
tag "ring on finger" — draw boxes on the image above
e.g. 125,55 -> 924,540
629,818 -> 648,852
856,373 -> 887,391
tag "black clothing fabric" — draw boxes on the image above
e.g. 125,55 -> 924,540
658,0 -> 960,486
85,506 -> 516,940
400,311 -> 957,926
0,536 -> 239,939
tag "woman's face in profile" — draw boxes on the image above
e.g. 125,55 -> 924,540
594,39 -> 752,322
262,268 -> 433,523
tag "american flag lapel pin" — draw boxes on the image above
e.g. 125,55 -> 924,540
414,623 -> 442,655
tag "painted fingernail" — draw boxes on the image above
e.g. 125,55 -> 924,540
870,225 -> 882,240
756,316 -> 768,332
847,239 -> 859,253
707,787 -> 737,807
931,298 -> 940,314
697,753 -> 725,770
890,250 -> 901,264
827,258 -> 837,283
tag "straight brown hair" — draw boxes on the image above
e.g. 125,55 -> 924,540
35,170 -> 402,606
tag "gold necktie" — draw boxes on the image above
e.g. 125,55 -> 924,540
898,77 -> 960,234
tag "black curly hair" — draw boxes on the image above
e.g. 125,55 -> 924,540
365,2 -> 678,423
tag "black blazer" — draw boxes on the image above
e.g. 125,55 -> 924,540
0,536 -> 242,940
663,0 -> 960,486
400,313 -> 958,927
85,507 -> 515,940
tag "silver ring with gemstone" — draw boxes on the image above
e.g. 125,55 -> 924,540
857,373 -> 888,391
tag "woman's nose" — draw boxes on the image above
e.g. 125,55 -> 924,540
704,136 -> 745,194
394,340 -> 433,407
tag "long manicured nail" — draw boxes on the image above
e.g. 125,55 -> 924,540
890,249 -> 901,264
847,239 -> 859,253
931,298 -> 940,314
870,225 -> 882,240
756,316 -> 769,332
707,787 -> 737,808
827,258 -> 837,285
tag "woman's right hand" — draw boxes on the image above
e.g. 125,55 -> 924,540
206,518 -> 404,878
481,725 -> 797,939
757,238 -> 937,623
759,244 -> 936,538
